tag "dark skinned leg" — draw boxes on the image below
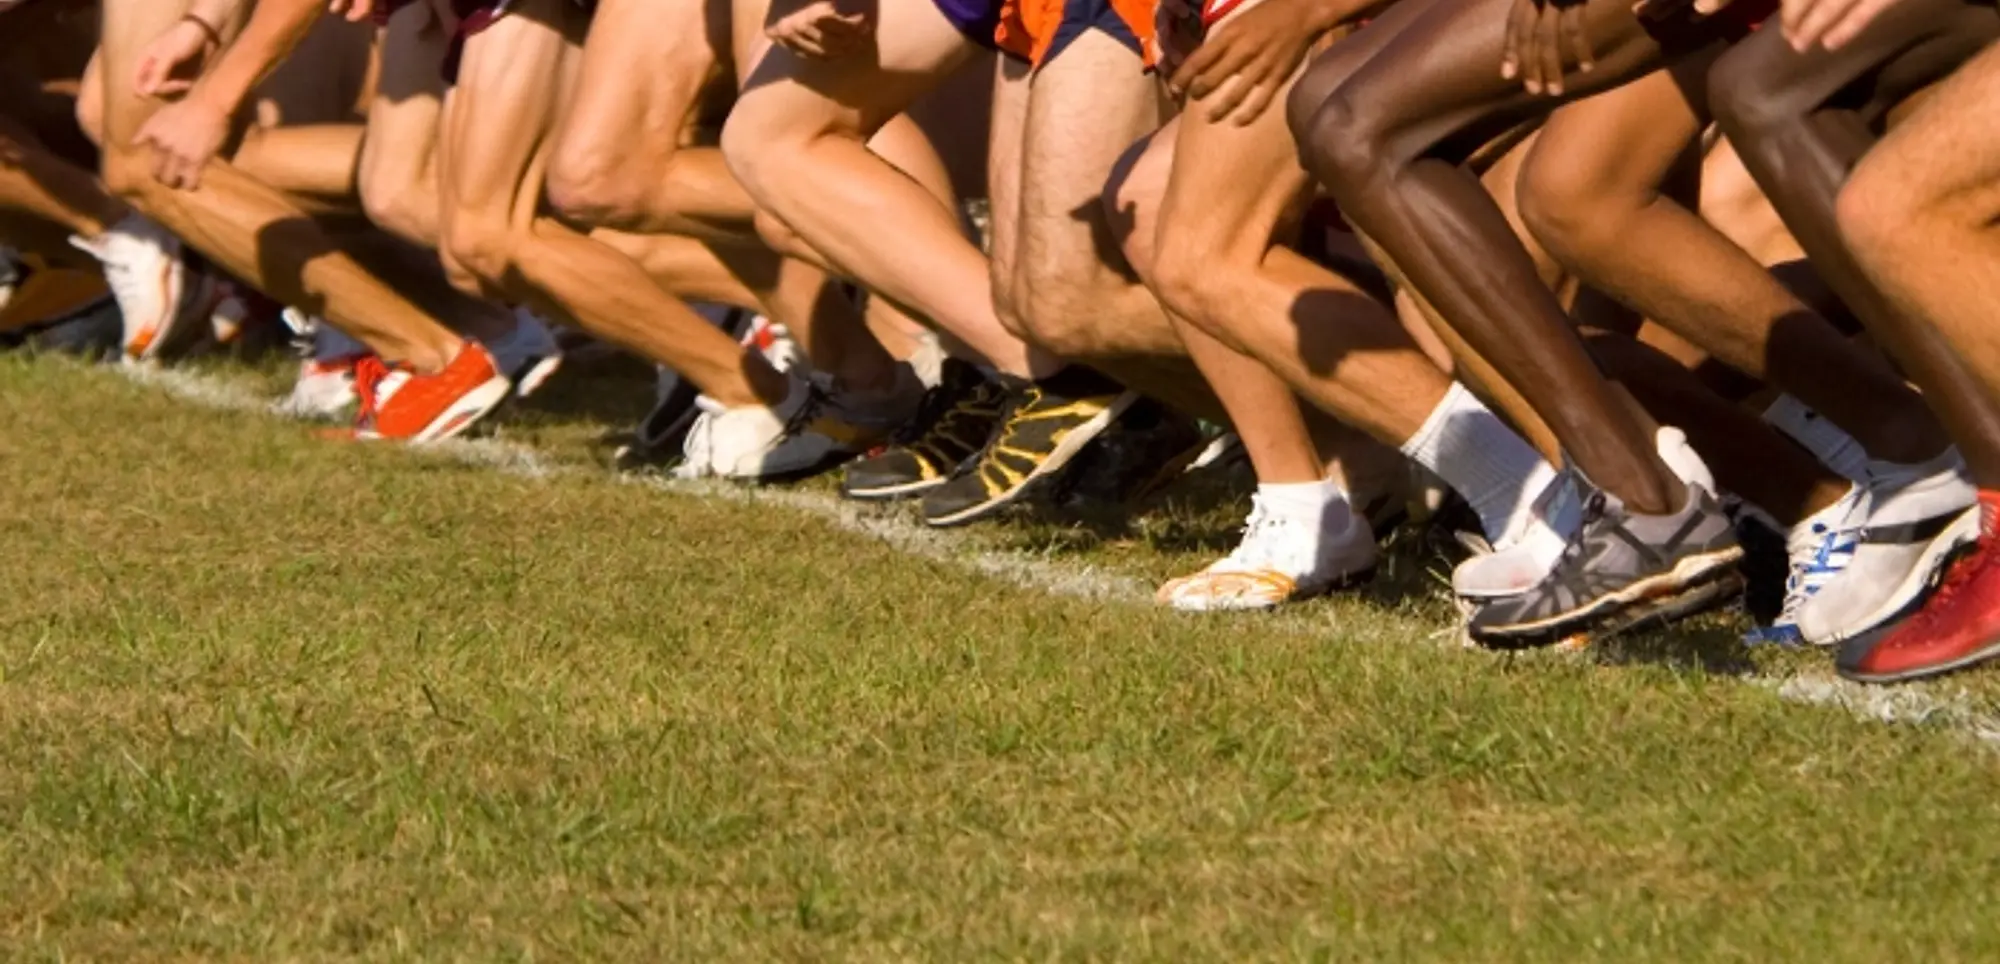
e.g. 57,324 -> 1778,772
1519,51 -> 1952,465
1708,1 -> 2000,483
1291,0 -> 1702,514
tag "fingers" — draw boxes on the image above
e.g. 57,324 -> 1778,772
1501,0 -> 1532,81
1786,0 -> 1861,49
1560,4 -> 1593,76
1531,7 -> 1563,94
134,56 -> 167,97
1820,0 -> 1896,48
1184,38 -> 1255,101
1226,81 -> 1277,126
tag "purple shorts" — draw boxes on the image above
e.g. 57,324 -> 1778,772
932,0 -> 1004,53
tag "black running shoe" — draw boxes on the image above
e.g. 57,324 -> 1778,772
921,372 -> 1133,528
842,359 -> 1003,500
1049,397 -> 1208,510
1469,478 -> 1743,647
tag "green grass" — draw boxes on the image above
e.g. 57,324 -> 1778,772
5,354 -> 2000,961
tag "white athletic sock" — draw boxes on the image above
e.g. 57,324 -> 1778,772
1398,382 -> 1557,544
1763,394 -> 1869,482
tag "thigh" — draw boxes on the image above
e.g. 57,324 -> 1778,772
1523,63 -> 1706,212
550,0 -> 724,171
1160,16 -> 1314,260
97,0 -> 197,149
438,0 -> 581,236
1332,0 -> 1672,163
1850,43 -> 2000,227
987,55 -> 1030,290
362,3 -> 449,189
1016,29 -> 1161,269
1710,0 -> 1998,118
732,0 -> 977,138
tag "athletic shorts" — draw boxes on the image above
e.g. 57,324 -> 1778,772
1637,0 -> 1777,50
374,0 -> 595,82
996,0 -> 1156,67
933,0 -> 1009,54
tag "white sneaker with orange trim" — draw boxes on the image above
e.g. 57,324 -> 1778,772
70,214 -> 200,362
350,342 -> 512,443
1158,492 -> 1378,612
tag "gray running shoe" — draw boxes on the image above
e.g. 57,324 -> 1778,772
1469,478 -> 1742,647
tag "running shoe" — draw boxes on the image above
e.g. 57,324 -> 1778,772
1468,474 -> 1742,646
487,307 -> 563,398
921,372 -> 1134,528
1793,450 -> 1978,644
614,306 -> 754,472
70,213 -> 202,362
1743,489 -> 1861,646
276,321 -> 369,421
1837,491 -> 2000,683
1157,491 -> 1377,611
18,296 -> 122,358
1049,397 -> 1209,511
678,373 -> 866,481
842,358 -> 1003,500
349,341 -> 512,442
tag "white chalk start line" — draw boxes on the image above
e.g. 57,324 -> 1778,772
114,362 -> 2000,749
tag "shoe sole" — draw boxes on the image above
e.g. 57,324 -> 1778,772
841,475 -> 950,501
408,376 -> 514,444
1471,546 -> 1745,646
1839,635 -> 2000,684
923,392 -> 1137,529
1165,565 -> 1376,613
512,353 -> 563,398
1815,505 -> 1981,645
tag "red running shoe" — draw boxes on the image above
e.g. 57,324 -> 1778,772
349,341 -> 511,443
1837,490 -> 2000,683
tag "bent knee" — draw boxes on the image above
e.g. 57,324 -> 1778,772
1514,154 -> 1616,261
545,148 -> 653,230
438,218 -> 520,296
99,146 -> 160,204
1834,162 -> 1910,256
1707,41 -> 1805,139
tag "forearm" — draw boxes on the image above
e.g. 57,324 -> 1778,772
186,0 -> 327,117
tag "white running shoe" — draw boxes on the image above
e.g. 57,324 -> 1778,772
1745,489 -> 1862,646
1159,493 -> 1377,612
274,318 -> 367,421
677,374 -> 850,481
70,214 -> 197,362
1793,450 -> 1980,644
486,307 -> 563,397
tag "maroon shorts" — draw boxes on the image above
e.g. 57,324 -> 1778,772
373,0 -> 594,83
1637,0 -> 1778,49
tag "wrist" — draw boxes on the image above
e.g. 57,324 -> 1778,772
178,12 -> 224,46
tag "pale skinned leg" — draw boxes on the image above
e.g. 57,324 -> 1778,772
1114,122 -> 1324,484
436,0 -> 787,407
96,0 -> 460,369
722,0 -> 1048,377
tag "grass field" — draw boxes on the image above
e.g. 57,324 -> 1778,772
7,352 -> 2000,961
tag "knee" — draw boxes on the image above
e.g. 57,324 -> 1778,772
1706,42 -> 1801,142
753,209 -> 820,265
1293,88 -> 1397,194
438,216 -> 519,298
357,172 -> 435,245
545,146 -> 652,230
99,145 -> 160,205
1514,153 -> 1605,263
719,106 -> 803,200
1834,158 -> 1910,260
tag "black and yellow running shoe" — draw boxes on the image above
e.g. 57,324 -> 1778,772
841,359 -> 1004,500
921,370 -> 1135,528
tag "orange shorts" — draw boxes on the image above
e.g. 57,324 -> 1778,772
996,0 -> 1156,68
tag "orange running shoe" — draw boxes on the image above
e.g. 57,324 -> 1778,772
350,342 -> 511,443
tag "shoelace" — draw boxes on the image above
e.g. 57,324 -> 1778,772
1222,502 -> 1297,571
1541,490 -> 1610,582
912,382 -> 1003,463
352,356 -> 392,429
1777,524 -> 1857,620
780,383 -> 829,438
